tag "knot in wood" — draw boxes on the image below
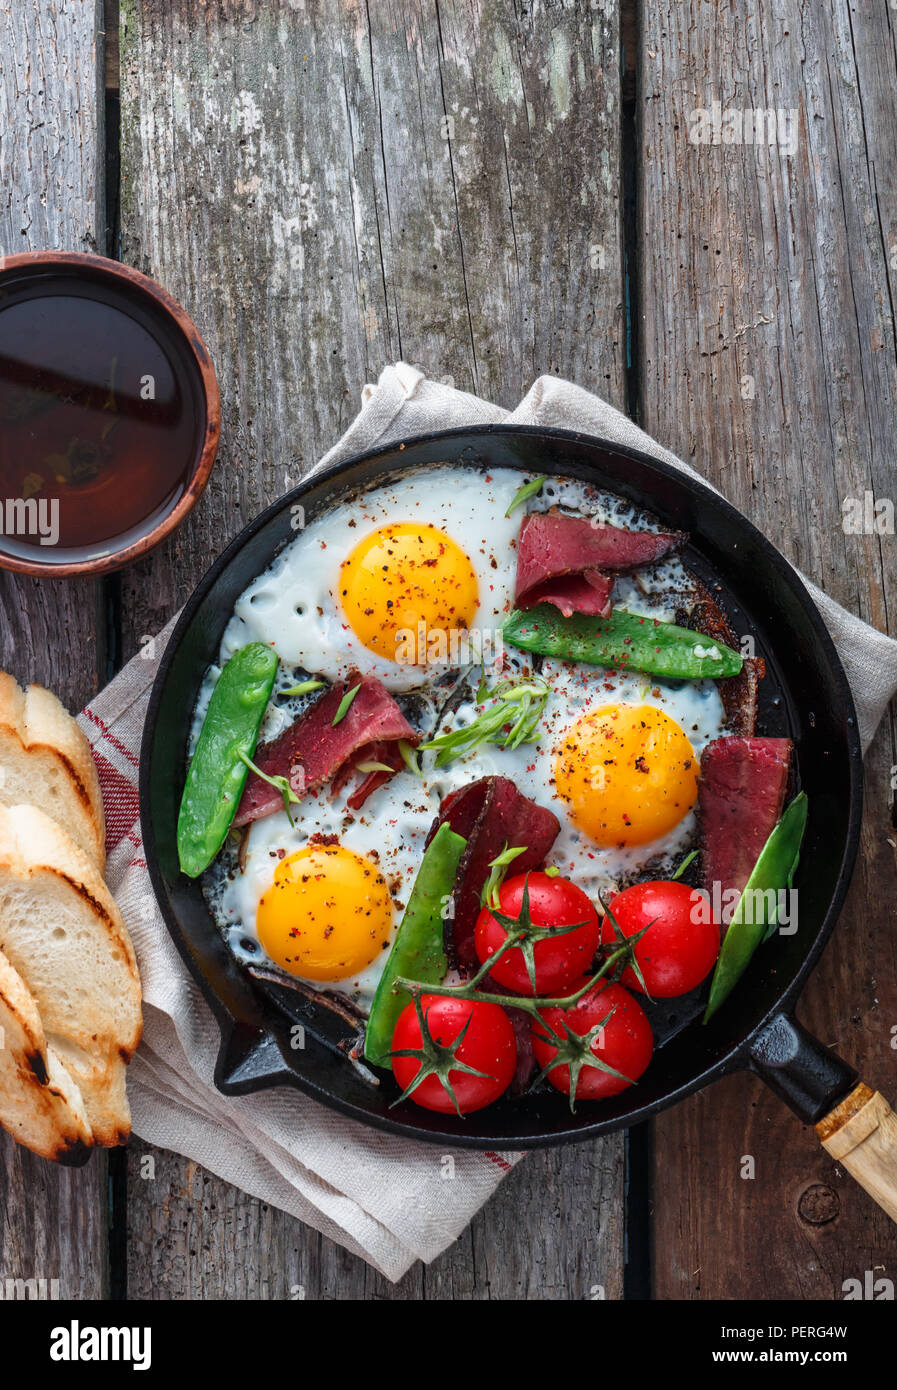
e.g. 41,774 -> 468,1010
797,1183 -> 840,1226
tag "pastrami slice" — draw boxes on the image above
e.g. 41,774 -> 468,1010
431,775 -> 561,970
699,736 -> 792,908
515,510 -> 683,617
234,673 -> 418,825
517,570 -> 614,619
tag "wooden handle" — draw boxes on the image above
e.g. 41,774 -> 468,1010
816,1083 -> 897,1223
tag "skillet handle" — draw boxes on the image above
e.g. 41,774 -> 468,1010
748,1015 -> 897,1226
747,1012 -> 857,1121
816,1085 -> 897,1225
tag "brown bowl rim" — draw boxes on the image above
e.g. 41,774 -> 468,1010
0,250 -> 221,578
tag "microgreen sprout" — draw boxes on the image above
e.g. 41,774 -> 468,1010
420,674 -> 550,767
671,848 -> 698,880
237,750 -> 302,826
480,843 -> 528,910
282,679 -> 325,697
398,738 -> 423,778
505,474 -> 546,518
332,682 -> 361,726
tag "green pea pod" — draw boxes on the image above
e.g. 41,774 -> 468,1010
762,842 -> 801,943
503,604 -> 743,680
364,821 -> 467,1068
177,642 -> 279,878
703,792 -> 808,1022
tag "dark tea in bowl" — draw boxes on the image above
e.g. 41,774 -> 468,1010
0,252 -> 220,576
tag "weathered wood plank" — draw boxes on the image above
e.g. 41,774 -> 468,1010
0,0 -> 109,1301
0,0 -> 105,252
120,0 -> 625,1297
104,0 -> 120,91
126,1140 -> 624,1300
639,0 -> 897,1298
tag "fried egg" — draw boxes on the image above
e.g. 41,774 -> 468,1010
217,468 -> 524,692
210,757 -> 437,1005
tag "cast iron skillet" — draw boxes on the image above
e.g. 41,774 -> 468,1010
142,425 -> 866,1151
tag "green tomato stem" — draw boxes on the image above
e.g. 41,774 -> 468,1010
395,945 -> 627,1019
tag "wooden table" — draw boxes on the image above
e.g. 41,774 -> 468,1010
1,0 -> 895,1300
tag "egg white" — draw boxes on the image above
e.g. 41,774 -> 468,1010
200,463 -> 727,1006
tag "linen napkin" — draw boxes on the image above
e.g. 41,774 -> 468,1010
80,364 -> 897,1284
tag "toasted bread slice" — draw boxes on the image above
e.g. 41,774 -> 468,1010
0,942 -> 93,1162
0,673 -> 106,871
0,802 -> 141,1146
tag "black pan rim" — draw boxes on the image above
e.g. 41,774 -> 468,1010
140,422 -> 864,1149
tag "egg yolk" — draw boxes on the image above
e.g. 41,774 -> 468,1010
256,844 -> 393,981
339,522 -> 479,663
554,704 -> 698,847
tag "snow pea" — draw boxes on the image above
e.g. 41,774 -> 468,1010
364,821 -> 467,1068
502,604 -> 743,680
703,792 -> 808,1021
177,642 -> 279,878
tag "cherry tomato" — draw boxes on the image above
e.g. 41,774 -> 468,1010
391,994 -> 517,1114
474,871 -> 600,995
600,879 -> 720,998
531,979 -> 654,1101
